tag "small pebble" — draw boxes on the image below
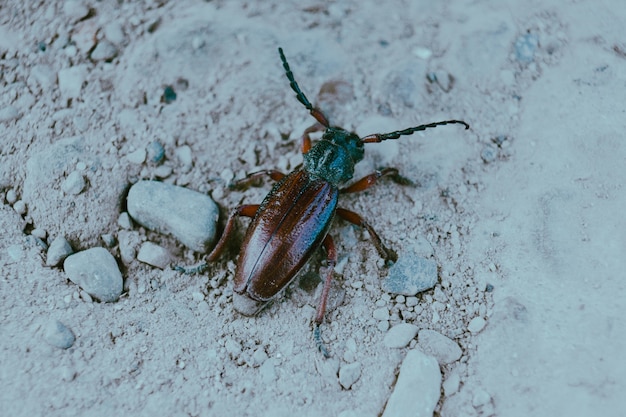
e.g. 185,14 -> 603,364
44,319 -> 75,349
58,65 -> 87,99
175,145 -> 192,169
468,316 -> 487,334
103,22 -> 125,45
251,348 -> 268,367
63,0 -> 89,21
383,323 -> 419,348
382,349 -> 441,417
514,33 -> 539,63
61,171 -> 86,195
481,145 -> 497,163
338,361 -> 361,389
373,307 -> 390,321
126,148 -> 147,164
136,241 -> 171,269
13,200 -> 27,215
127,180 -> 219,252
442,371 -> 460,397
117,212 -> 133,229
0,106 -> 19,123
63,247 -> 123,302
5,189 -> 17,204
101,233 -> 116,247
90,40 -> 118,61
383,254 -> 438,296
147,140 -> 165,164
162,85 -> 176,103
259,358 -> 277,383
417,329 -> 462,365
46,236 -> 74,266
31,228 -> 47,239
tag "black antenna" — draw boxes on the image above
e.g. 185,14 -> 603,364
361,120 -> 469,143
278,47 -> 329,127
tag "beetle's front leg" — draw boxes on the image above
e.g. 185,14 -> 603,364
340,167 -> 413,194
336,207 -> 397,264
229,170 -> 286,191
301,123 -> 325,154
314,234 -> 337,358
173,204 -> 259,274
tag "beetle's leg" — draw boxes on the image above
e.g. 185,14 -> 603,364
173,204 -> 260,274
340,168 -> 413,194
206,204 -> 259,262
336,207 -> 397,263
314,234 -> 337,358
229,170 -> 286,190
301,123 -> 325,154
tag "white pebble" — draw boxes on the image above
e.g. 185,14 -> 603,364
383,323 -> 419,348
443,371 -> 460,397
13,200 -> 27,215
5,189 -> 17,204
382,349 -> 441,417
58,65 -> 87,99
373,307 -> 390,321
63,0 -> 89,21
338,361 -> 361,389
417,329 -> 462,365
117,212 -> 133,229
468,316 -> 487,334
44,319 -> 75,349
126,148 -> 147,164
61,171 -> 86,195
136,241 -> 171,269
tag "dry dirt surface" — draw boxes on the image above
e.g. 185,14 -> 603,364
1,1 -> 625,416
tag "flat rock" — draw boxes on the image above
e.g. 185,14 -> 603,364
417,329 -> 462,365
384,323 -> 419,348
63,247 -> 123,302
127,180 -> 219,252
382,349 -> 441,417
383,255 -> 438,296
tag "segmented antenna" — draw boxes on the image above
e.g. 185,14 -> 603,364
279,47 -> 329,127
361,120 -> 469,143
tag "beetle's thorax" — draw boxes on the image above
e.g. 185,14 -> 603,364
303,127 -> 365,186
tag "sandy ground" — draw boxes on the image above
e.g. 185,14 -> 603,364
1,1 -> 625,416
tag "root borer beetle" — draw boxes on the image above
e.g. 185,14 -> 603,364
199,48 -> 469,357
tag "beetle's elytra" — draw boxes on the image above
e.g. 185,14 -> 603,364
197,48 -> 469,357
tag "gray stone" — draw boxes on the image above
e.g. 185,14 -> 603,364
64,247 -> 123,302
137,241 -> 171,269
383,255 -> 438,296
339,361 -> 361,390
468,316 -> 487,334
46,236 -> 74,266
384,323 -> 419,348
90,40 -> 118,62
417,329 -> 462,365
61,171 -> 86,195
44,320 -> 75,349
127,180 -> 219,252
382,349 -> 441,417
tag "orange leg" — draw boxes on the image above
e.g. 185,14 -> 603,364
336,207 -> 397,263
341,168 -> 413,194
313,234 -> 337,358
229,170 -> 286,190
301,123 -> 326,154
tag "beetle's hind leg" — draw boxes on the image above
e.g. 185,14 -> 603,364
172,204 -> 259,274
336,207 -> 398,264
314,234 -> 337,358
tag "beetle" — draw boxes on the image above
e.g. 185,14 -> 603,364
199,47 -> 469,356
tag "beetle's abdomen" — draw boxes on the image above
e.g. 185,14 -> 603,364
234,169 -> 338,303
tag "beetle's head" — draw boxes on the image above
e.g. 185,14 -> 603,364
322,127 -> 365,164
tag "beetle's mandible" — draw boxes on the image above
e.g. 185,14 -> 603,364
196,48 -> 469,357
